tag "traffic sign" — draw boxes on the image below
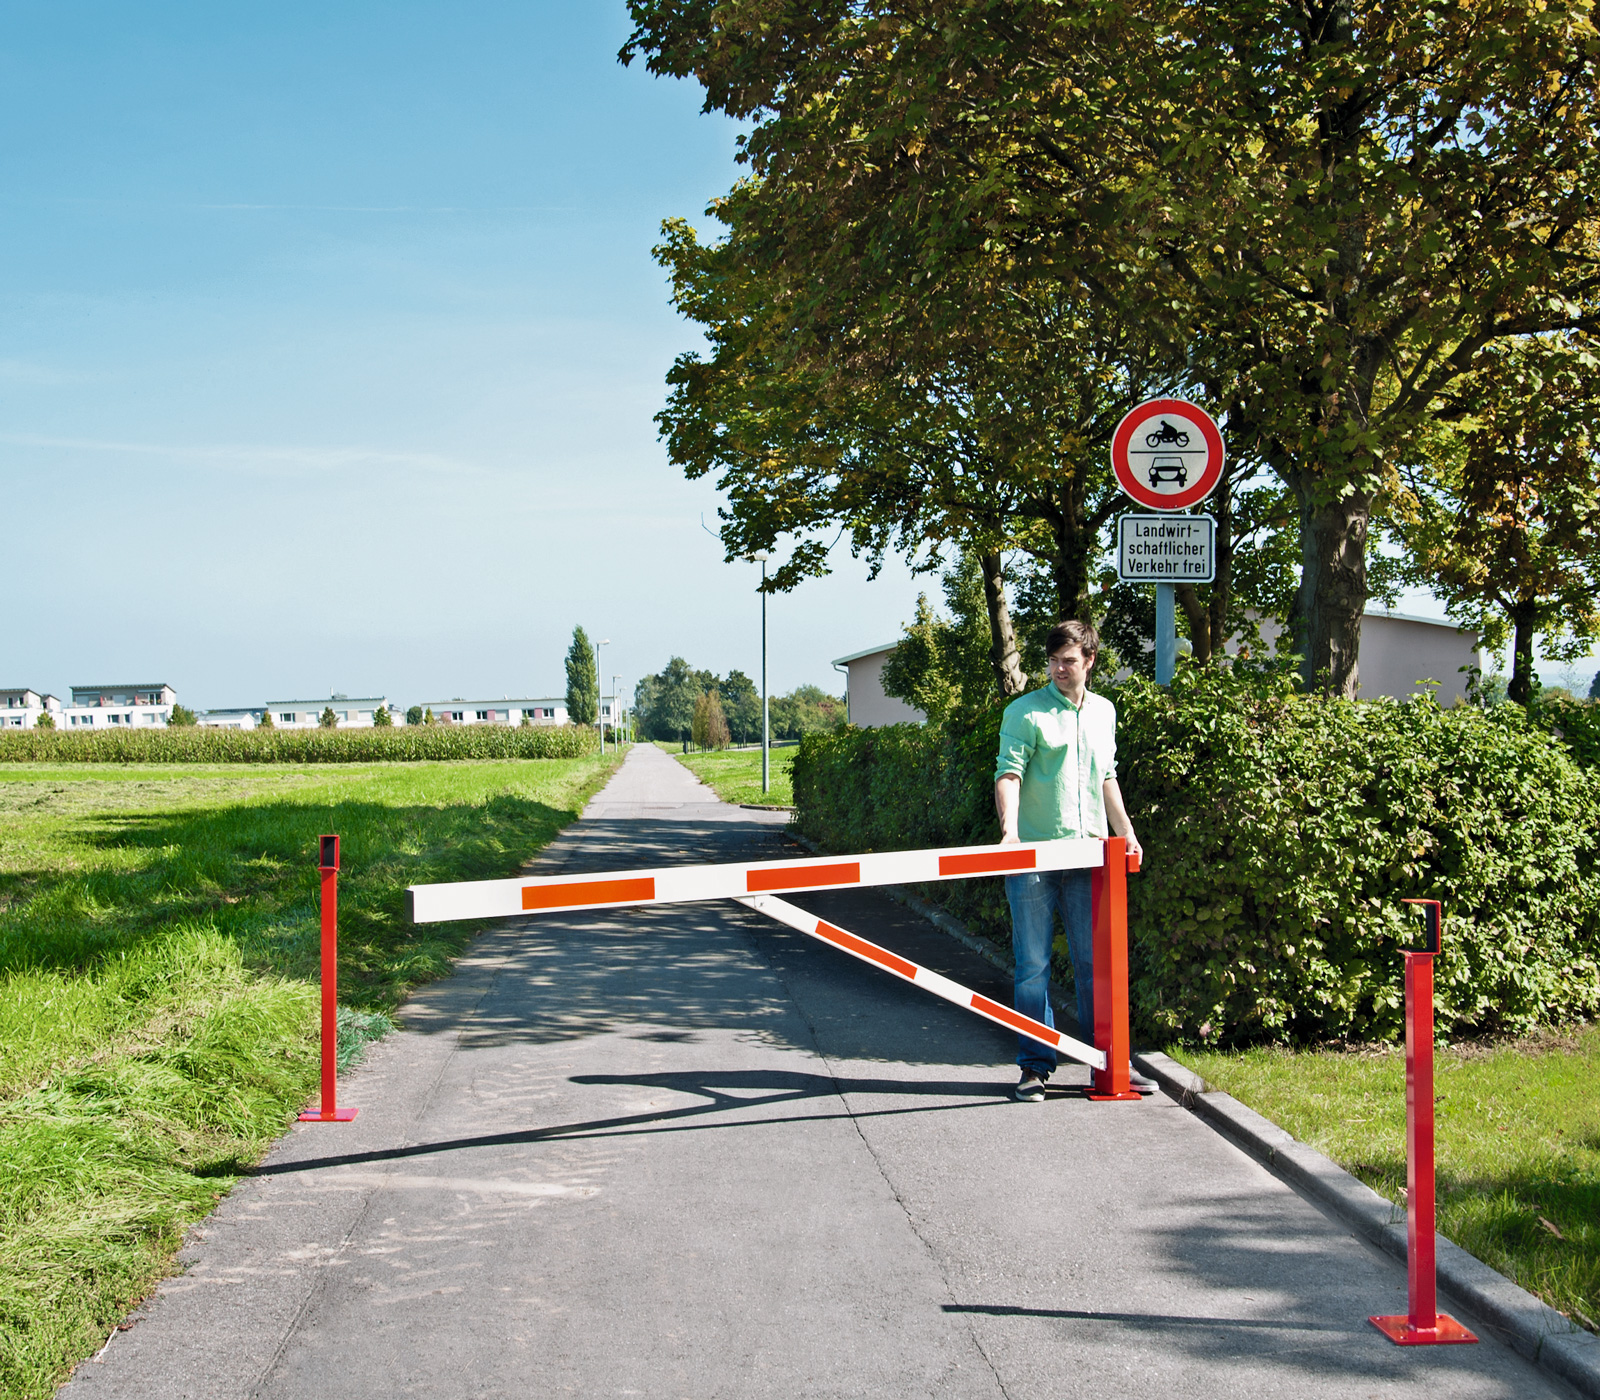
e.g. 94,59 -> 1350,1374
1110,398 -> 1225,511
1118,514 -> 1215,583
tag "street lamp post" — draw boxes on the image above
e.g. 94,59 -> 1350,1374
594,638 -> 609,752
612,675 -> 622,747
745,552 -> 771,794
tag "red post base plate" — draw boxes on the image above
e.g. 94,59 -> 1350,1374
298,1107 -> 359,1122
1085,1090 -> 1143,1101
1368,1314 -> 1478,1345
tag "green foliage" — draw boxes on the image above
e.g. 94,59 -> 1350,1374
565,626 -> 599,726
635,657 -> 713,741
691,691 -> 731,750
1528,693 -> 1600,773
793,671 -> 1600,1045
257,707 -> 274,730
31,714 -> 53,731
405,705 -> 423,726
316,706 -> 337,729
719,669 -> 761,744
769,685 -> 844,741
372,704 -> 393,728
0,725 -> 596,764
166,706 -> 196,727
881,554 -> 1000,721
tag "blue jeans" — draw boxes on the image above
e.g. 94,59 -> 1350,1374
1005,869 -> 1093,1076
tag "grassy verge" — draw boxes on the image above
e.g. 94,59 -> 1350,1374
670,745 -> 796,807
0,756 -> 620,1399
1182,1027 -> 1599,1334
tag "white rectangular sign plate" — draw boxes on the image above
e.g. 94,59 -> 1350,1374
1117,513 -> 1215,583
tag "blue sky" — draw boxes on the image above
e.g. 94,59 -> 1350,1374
1,4 -> 1582,711
0,2 -> 923,710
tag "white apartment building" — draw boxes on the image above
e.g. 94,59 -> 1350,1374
419,697 -> 576,726
260,696 -> 394,730
59,683 -> 178,730
1,688 -> 61,730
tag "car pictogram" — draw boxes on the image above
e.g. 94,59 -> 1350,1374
1148,456 -> 1187,488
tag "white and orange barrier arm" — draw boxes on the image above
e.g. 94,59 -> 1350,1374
404,837 -> 1111,924
738,892 -> 1107,1071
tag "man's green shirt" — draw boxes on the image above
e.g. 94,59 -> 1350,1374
994,683 -> 1118,842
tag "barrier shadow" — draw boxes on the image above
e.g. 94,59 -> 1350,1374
255,1066 -> 1009,1178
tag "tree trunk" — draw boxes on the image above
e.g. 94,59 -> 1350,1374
1048,493 -> 1098,622
1507,603 -> 1538,705
1293,482 -> 1371,697
979,550 -> 1029,698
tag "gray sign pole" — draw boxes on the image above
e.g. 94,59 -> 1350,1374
1155,582 -> 1176,686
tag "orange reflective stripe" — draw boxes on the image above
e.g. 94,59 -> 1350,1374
522,877 -> 656,911
813,920 -> 918,980
746,861 -> 861,893
938,849 -> 1037,877
970,992 -> 1057,1043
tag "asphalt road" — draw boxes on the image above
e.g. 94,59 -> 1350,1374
64,744 -> 1574,1399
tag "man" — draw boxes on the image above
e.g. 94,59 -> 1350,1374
995,619 -> 1154,1102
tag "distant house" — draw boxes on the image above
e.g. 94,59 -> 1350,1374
59,683 -> 177,729
196,707 -> 265,730
1246,610 -> 1483,705
260,696 -> 393,730
0,688 -> 61,729
417,697 -> 580,726
835,609 -> 1485,728
830,646 -> 926,728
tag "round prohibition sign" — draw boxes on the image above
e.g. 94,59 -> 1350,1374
1110,398 -> 1225,511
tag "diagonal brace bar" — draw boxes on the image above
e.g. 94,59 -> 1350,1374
739,893 -> 1107,1072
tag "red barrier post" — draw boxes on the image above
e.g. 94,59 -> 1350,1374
299,835 -> 358,1123
1369,899 -> 1473,1345
1088,837 -> 1141,1102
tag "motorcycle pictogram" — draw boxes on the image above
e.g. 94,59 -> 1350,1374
1145,420 -> 1191,448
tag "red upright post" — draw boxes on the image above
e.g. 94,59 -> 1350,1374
1369,899 -> 1473,1344
1088,837 -> 1141,1102
300,835 -> 358,1123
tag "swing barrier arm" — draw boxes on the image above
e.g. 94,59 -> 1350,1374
404,835 -> 1141,1095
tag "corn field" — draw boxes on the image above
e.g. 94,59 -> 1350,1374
0,725 -> 599,764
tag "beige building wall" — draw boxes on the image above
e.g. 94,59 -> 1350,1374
1251,610 -> 1482,703
835,646 -> 926,727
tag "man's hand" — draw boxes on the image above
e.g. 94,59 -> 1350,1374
1103,777 -> 1142,859
994,774 -> 1021,843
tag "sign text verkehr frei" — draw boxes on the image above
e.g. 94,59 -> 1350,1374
1117,514 -> 1216,583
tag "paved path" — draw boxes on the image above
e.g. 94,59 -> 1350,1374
66,745 -> 1571,1399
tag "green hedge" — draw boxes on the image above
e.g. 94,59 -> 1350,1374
0,725 -> 598,764
794,670 -> 1600,1045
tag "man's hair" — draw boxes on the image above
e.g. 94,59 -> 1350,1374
1046,618 -> 1100,658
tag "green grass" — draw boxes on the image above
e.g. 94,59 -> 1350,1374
1182,1027 -> 1600,1334
0,756 -> 620,1398
669,744 -> 797,807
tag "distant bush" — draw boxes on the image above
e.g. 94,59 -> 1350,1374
0,724 -> 598,764
794,668 -> 1600,1045
167,705 -> 197,726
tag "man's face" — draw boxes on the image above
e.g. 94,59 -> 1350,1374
1048,644 -> 1094,690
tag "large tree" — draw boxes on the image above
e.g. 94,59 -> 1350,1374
1393,338 -> 1600,704
655,206 -> 1173,699
565,626 -> 598,727
625,0 -> 1600,696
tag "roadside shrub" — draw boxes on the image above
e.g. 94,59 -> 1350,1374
794,668 -> 1600,1045
0,724 -> 597,764
1529,692 -> 1600,771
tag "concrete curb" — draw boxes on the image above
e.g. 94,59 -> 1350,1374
819,850 -> 1600,1398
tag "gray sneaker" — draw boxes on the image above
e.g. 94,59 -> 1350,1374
1013,1071 -> 1048,1103
1128,1066 -> 1160,1094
